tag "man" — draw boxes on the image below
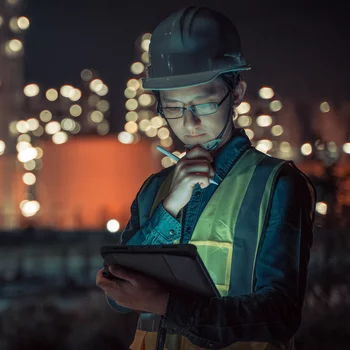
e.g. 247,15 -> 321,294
96,6 -> 315,350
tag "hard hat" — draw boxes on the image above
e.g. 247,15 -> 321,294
142,6 -> 250,91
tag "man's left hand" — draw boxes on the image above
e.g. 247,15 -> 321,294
96,265 -> 169,315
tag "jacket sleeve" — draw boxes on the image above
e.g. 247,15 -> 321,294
106,173 -> 183,313
161,165 -> 315,349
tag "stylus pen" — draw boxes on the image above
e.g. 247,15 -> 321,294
156,145 -> 219,186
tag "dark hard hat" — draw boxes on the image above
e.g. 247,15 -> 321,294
142,6 -> 250,91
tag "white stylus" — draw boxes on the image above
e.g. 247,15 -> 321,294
156,145 -> 219,186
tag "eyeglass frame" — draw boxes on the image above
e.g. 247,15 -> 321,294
157,90 -> 231,119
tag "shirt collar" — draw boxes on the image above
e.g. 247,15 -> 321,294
213,128 -> 252,182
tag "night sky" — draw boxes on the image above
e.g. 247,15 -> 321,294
23,0 -> 350,132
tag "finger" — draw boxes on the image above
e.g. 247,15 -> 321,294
186,173 -> 211,188
109,265 -> 139,285
185,146 -> 213,162
180,161 -> 215,178
96,269 -> 118,290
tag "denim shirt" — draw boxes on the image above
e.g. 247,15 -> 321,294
109,128 -> 315,349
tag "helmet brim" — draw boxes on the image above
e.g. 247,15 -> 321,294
142,66 -> 251,91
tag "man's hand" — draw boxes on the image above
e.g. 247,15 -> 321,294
96,265 -> 169,315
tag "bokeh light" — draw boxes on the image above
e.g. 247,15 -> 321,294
130,62 -> 145,75
40,110 -> 53,122
316,202 -> 327,215
301,143 -> 312,156
107,219 -> 120,233
46,88 -> 58,101
269,100 -> 282,112
236,102 -> 250,114
320,102 -> 330,113
271,125 -> 284,137
259,87 -> 274,99
343,143 -> 350,154
81,69 -> 93,81
118,132 -> 134,144
23,173 -> 36,185
52,131 -> 68,144
256,139 -> 273,153
0,141 -> 5,155
256,115 -> 273,127
245,129 -> 254,140
70,104 -> 82,117
17,16 -> 30,30
45,121 -> 61,135
24,84 -> 39,97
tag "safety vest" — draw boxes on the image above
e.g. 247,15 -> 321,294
132,147 -> 294,350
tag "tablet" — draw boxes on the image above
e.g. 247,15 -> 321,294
100,244 -> 220,298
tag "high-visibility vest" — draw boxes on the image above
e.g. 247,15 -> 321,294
133,147 -> 299,350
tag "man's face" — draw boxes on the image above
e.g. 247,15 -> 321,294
159,78 -> 233,147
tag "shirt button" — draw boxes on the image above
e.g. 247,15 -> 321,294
169,230 -> 174,235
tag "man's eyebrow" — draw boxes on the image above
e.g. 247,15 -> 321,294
162,92 -> 216,103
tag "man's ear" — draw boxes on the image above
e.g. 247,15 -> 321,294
232,81 -> 247,106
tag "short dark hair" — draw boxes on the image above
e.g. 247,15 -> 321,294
152,72 -> 242,104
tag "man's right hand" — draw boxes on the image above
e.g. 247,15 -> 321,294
163,146 -> 215,218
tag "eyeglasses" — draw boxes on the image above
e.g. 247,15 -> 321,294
158,91 -> 231,119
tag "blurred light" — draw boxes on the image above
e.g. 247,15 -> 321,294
118,131 -> 134,144
18,147 -> 38,162
35,158 -> 43,170
7,0 -> 21,6
34,147 -> 43,159
107,219 -> 120,233
96,100 -> 110,112
245,128 -> 254,140
88,95 -> 100,107
145,126 -> 157,138
236,102 -> 250,114
237,115 -> 251,127
125,99 -> 138,111
32,126 -> 44,137
9,17 -> 20,32
70,88 -> 82,101
9,121 -> 19,136
97,122 -> 110,135
127,79 -> 140,90
90,111 -> 104,123
256,139 -> 273,153
124,87 -> 137,99
96,85 -> 108,96
45,121 -> 61,135
24,160 -> 36,171
69,104 -> 82,117
71,122 -> 81,134
0,16 -> 3,28
271,125 -> 284,136
131,62 -> 145,75
81,69 -> 93,81
139,110 -> 153,120
301,143 -> 312,156
161,157 -> 174,168
320,101 -> 330,113
158,127 -> 170,140
151,116 -> 163,128
142,33 -> 152,41
52,131 -> 68,144
5,39 -> 23,56
256,115 -> 273,127
131,133 -> 141,144
27,118 -> 39,131
18,134 -> 31,143
126,111 -> 138,122
20,200 -> 29,210
16,120 -> 29,133
17,16 -> 30,30
269,100 -> 282,112
125,121 -> 138,134
0,141 -> 5,155
24,84 -> 39,97
139,119 -> 151,131
327,141 -> 337,153
141,52 -> 150,64
160,137 -> 173,148
40,110 -> 52,122
23,173 -> 36,185
89,79 -> 103,92
259,87 -> 274,99
61,118 -> 76,131
280,142 -> 291,153
141,39 -> 150,52
139,94 -> 152,107
9,39 -> 22,52
60,85 -> 74,98
343,143 -> 350,154
316,202 -> 327,215
21,200 -> 40,217
16,141 -> 31,152
46,88 -> 58,101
